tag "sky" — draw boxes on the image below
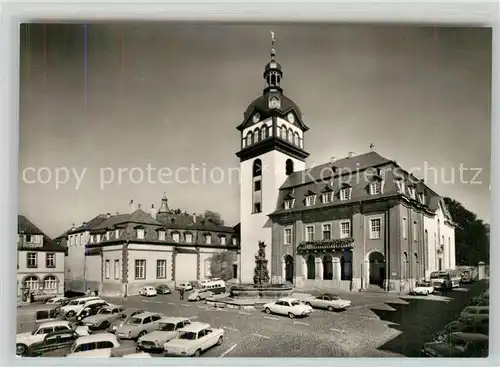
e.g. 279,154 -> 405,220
19,23 -> 491,238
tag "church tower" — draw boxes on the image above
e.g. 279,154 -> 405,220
236,32 -> 310,284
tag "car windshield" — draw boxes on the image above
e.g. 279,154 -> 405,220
98,309 -> 113,315
448,336 -> 469,350
68,300 -> 79,305
160,323 -> 176,331
127,317 -> 142,325
178,331 -> 197,340
291,301 -> 301,306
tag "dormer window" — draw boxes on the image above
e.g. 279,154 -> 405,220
90,235 -> 94,244
220,236 -> 226,245
339,187 -> 351,201
185,233 -> 193,243
172,232 -> 180,242
419,193 -> 425,204
115,229 -> 120,238
136,228 -> 145,240
158,230 -> 166,241
284,199 -> 294,210
205,234 -> 212,245
232,237 -> 237,245
322,192 -> 332,203
305,195 -> 316,207
409,186 -> 416,200
369,182 -> 381,195
96,234 -> 101,242
106,231 -> 110,240
395,179 -> 405,194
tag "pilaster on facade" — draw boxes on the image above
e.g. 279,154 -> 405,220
171,249 -> 177,281
196,247 -> 200,280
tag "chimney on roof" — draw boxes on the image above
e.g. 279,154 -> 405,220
330,156 -> 336,163
82,222 -> 87,226
106,213 -> 111,219
71,223 -> 75,230
150,204 -> 158,219
129,199 -> 136,213
192,214 -> 197,223
348,152 -> 355,158
369,143 -> 375,151
138,203 -> 142,210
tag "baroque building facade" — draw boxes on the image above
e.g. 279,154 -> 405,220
64,195 -> 240,297
236,38 -> 456,292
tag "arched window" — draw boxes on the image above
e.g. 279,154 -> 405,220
24,275 -> 40,291
340,256 -> 353,280
294,132 -> 299,146
402,252 -> 408,279
299,137 -> 303,149
287,129 -> 293,142
306,255 -> 315,280
254,128 -> 260,143
253,159 -> 262,177
286,159 -> 294,175
323,255 -> 333,280
246,132 -> 252,146
271,74 -> 277,85
281,126 -> 287,139
44,275 -> 57,291
261,126 -> 267,140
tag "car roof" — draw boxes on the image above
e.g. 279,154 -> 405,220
321,293 -> 339,297
133,311 -> 161,318
277,297 -> 299,302
158,317 -> 190,323
75,333 -> 118,344
181,322 -> 211,333
38,320 -> 70,328
466,306 -> 489,310
450,332 -> 489,341
122,307 -> 141,313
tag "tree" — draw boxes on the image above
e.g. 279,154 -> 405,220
209,251 -> 234,281
443,197 -> 490,265
203,210 -> 224,225
253,241 -> 270,286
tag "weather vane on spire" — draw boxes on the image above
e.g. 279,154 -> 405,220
269,30 -> 276,60
270,30 -> 275,47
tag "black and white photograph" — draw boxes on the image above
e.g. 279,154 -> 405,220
16,22 -> 491,358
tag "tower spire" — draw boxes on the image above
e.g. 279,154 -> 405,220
263,30 -> 283,93
270,30 -> 276,60
158,192 -> 170,214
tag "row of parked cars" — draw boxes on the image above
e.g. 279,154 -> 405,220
138,279 -> 227,302
421,289 -> 490,357
17,295 -> 225,358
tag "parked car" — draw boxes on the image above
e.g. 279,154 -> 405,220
163,322 -> 224,357
59,296 -> 102,318
75,300 -> 109,322
459,305 -> 489,324
16,320 -> 89,356
115,312 -> 163,340
139,286 -> 158,297
187,289 -> 214,302
81,305 -> 125,331
156,284 -> 171,295
66,333 -> 120,357
302,293 -> 351,311
34,305 -> 65,324
435,319 -> 489,342
422,332 -> 488,357
32,291 -> 56,303
109,308 -> 144,333
20,329 -> 79,357
471,290 -> 490,305
177,282 -> 193,291
264,298 -> 313,318
410,281 -> 435,296
137,317 -> 192,352
45,296 -> 69,305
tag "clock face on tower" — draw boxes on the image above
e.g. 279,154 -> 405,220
253,113 -> 260,123
287,113 -> 295,124
268,96 -> 281,109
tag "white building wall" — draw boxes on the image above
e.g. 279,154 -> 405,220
240,149 -> 306,284
17,251 -> 65,296
65,230 -> 91,293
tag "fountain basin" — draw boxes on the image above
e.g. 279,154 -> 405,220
229,283 -> 294,298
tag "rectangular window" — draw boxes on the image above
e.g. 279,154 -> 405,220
220,236 -> 226,245
284,228 -> 292,244
402,218 -> 407,239
185,233 -> 193,243
409,187 -> 416,199
156,260 -> 166,279
46,253 -> 56,268
419,193 -> 425,204
370,219 -> 381,239
25,234 -> 32,242
158,231 -> 166,241
106,231 -> 110,240
322,192 -> 332,203
136,229 -> 145,240
413,221 -> 418,242
172,233 -> 180,242
284,200 -> 294,210
322,224 -> 331,240
114,260 -> 120,280
254,203 -> 262,213
205,235 -> 212,245
105,260 -> 110,279
115,229 -> 120,238
204,260 -> 211,277
96,234 -> 101,242
305,195 -> 316,207
232,237 -> 237,245
340,188 -> 350,201
135,260 -> 146,280
27,252 -> 37,268
370,182 -> 381,195
340,221 -> 351,238
305,225 -> 315,241
254,180 -> 261,191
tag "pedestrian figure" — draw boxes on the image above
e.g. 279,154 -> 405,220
86,288 -> 91,296
180,288 -> 185,300
94,288 -> 98,296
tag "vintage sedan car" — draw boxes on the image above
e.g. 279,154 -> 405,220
177,282 -> 193,291
410,281 -> 435,296
16,320 -> 89,356
435,319 -> 489,342
163,322 -> 224,357
109,308 -> 144,333
75,300 -> 109,322
66,333 -> 120,357
187,289 -> 214,302
81,305 -> 125,331
422,332 -> 488,357
137,317 -> 192,351
471,290 -> 490,305
459,306 -> 489,324
115,312 -> 163,340
302,293 -> 351,311
139,286 -> 158,297
45,296 -> 69,305
156,284 -> 172,295
264,298 -> 313,318
20,329 -> 80,357
59,296 -> 103,317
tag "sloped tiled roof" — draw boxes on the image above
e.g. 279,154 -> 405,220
18,215 -> 66,252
